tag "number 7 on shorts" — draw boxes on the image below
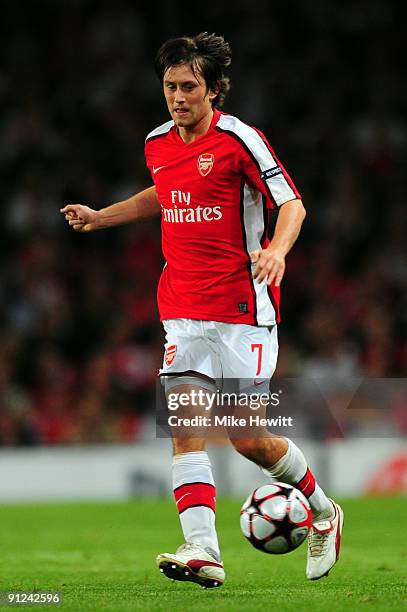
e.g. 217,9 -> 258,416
251,343 -> 263,377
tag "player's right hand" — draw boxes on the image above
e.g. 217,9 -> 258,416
60,204 -> 100,232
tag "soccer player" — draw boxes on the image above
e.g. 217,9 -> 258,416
61,32 -> 344,588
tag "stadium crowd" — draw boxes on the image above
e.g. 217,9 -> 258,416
0,0 -> 405,445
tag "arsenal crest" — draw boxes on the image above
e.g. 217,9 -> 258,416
197,153 -> 214,176
165,344 -> 177,366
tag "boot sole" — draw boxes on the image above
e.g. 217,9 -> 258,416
157,556 -> 224,589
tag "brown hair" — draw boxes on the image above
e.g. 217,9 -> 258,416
155,32 -> 232,107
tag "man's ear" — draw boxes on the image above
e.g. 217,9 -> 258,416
208,88 -> 219,102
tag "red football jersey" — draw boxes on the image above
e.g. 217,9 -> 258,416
144,109 -> 301,325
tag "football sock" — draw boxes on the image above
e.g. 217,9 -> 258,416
263,439 -> 334,521
172,451 -> 220,560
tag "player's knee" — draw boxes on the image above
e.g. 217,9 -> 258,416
231,435 -> 285,463
230,437 -> 259,458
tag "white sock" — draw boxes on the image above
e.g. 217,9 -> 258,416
172,451 -> 220,560
263,439 -> 334,521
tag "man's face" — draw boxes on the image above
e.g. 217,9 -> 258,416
163,63 -> 216,128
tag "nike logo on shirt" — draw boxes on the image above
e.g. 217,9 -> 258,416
153,165 -> 166,174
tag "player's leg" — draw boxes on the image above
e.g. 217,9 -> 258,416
231,434 -> 334,522
219,322 -> 343,580
169,383 -> 220,560
157,380 -> 225,588
156,320 -> 225,587
231,434 -> 343,579
259,435 -> 343,580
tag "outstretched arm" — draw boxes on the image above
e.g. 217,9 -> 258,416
251,198 -> 306,287
60,185 -> 160,232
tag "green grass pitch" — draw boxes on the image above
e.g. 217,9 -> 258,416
0,498 -> 406,611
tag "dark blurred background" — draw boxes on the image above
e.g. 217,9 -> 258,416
0,0 -> 406,446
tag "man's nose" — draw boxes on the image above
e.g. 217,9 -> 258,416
175,87 -> 186,103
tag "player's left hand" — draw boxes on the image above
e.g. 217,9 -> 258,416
250,247 -> 286,286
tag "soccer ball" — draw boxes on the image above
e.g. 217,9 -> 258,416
240,482 -> 313,554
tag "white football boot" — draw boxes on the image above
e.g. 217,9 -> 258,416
306,500 -> 344,580
157,543 -> 225,588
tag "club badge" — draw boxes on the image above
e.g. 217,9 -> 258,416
165,344 -> 177,366
197,153 -> 214,176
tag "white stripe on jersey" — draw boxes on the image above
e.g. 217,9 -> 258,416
242,184 -> 276,325
216,114 -> 296,206
146,119 -> 174,141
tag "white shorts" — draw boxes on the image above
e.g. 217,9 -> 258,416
160,318 -> 279,393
